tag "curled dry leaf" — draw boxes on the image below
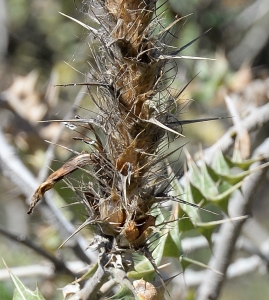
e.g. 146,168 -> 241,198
28,152 -> 95,214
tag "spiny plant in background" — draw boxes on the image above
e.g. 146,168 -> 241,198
22,1 -> 266,299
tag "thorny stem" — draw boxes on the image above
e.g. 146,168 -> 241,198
72,246 -> 110,300
184,256 -> 265,288
182,234 -> 269,265
111,268 -> 141,300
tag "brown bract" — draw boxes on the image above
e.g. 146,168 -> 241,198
133,279 -> 165,300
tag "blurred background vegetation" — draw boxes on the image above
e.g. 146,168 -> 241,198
0,0 -> 269,299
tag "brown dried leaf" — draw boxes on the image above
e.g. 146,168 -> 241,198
28,152 -> 94,214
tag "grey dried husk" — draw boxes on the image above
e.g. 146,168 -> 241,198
28,0 -> 195,249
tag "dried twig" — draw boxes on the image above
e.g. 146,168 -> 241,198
0,224 -> 75,277
182,234 -> 269,265
71,245 -> 110,300
202,102 -> 269,164
185,255 -> 265,288
0,261 -> 85,281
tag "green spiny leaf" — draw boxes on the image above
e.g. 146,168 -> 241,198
196,221 -> 218,246
216,169 -> 253,185
205,164 -> 220,182
162,230 -> 182,258
183,181 -> 202,223
168,166 -> 195,231
231,157 -> 260,170
208,181 -> 243,213
109,285 -> 135,300
185,151 -> 202,187
10,272 -> 46,300
128,256 -> 155,281
232,146 -> 243,163
177,205 -> 195,232
154,206 -> 182,258
73,263 -> 98,283
199,160 -> 219,197
167,203 -> 183,256
179,255 -> 192,272
189,182 -> 207,205
180,256 -> 222,275
212,149 -> 232,175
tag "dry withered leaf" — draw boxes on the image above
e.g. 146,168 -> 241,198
27,152 -> 94,214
